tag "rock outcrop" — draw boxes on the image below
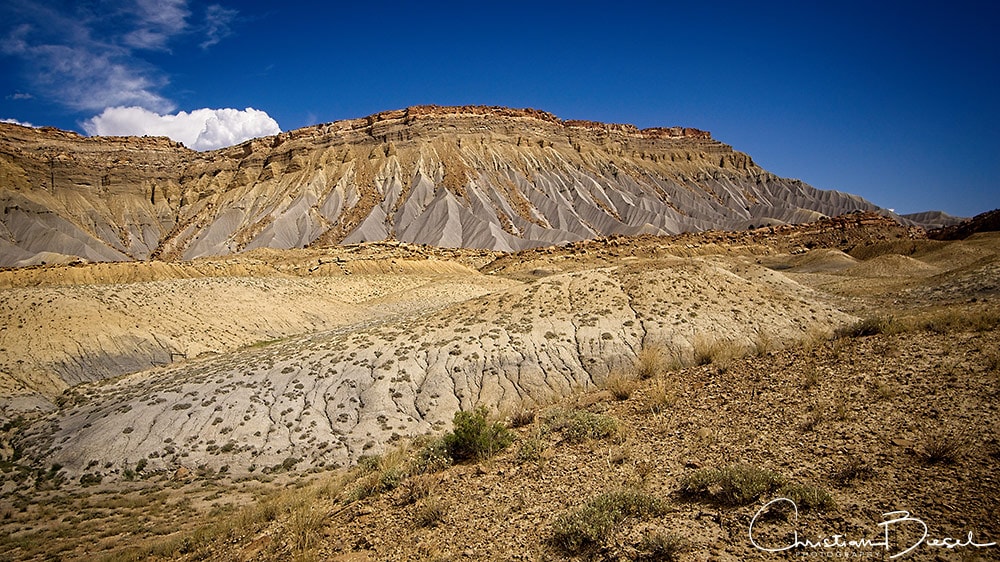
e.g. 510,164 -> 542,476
927,208 -> 1000,240
1,106 -> 905,266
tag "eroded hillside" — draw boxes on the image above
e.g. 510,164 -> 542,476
0,213 -> 922,480
0,220 -> 997,562
1,106 -> 903,266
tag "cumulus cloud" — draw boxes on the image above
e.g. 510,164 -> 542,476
1,118 -> 36,127
82,106 -> 281,151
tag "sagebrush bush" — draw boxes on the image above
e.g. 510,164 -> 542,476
679,464 -> 786,506
442,407 -> 512,462
637,531 -> 690,561
542,409 -> 618,443
776,483 -> 835,512
551,489 -> 665,554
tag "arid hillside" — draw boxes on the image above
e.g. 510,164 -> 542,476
0,106 -> 942,267
1,213 -> 998,561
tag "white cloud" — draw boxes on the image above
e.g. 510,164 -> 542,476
1,118 -> 35,127
122,0 -> 190,50
82,106 -> 281,151
1,1 -> 239,113
201,5 -> 238,49
2,9 -> 175,112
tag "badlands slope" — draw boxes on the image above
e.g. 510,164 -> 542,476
0,105 -> 916,267
2,213 -> 924,480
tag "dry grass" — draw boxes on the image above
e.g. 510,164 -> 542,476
542,408 -> 619,443
919,428 -> 969,465
830,457 -> 875,487
507,407 -> 536,428
835,315 -> 894,338
634,345 -> 672,379
604,368 -> 636,400
752,332 -> 775,356
799,325 -> 832,352
690,335 -> 744,368
912,309 -> 1000,334
645,379 -> 679,415
348,446 -> 409,501
398,474 -> 434,506
414,497 -> 448,528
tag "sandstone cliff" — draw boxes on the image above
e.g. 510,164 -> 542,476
1,106 -> 896,266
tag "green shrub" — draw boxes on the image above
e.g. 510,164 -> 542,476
637,531 -> 690,561
679,464 -> 785,506
552,489 -> 665,554
442,407 -> 512,462
776,483 -> 835,512
542,409 -> 618,443
412,437 -> 452,473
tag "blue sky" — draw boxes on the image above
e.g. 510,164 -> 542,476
1,1 -> 997,217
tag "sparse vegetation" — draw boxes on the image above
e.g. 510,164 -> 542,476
634,345 -> 670,379
830,457 -> 875,487
542,408 -> 619,443
507,407 -> 536,428
551,489 -> 665,554
919,430 -> 969,464
690,335 -> 743,368
605,368 -> 636,400
3,207 -> 998,561
515,435 -> 544,465
636,531 -> 690,561
836,315 -> 894,338
679,464 -> 786,506
414,497 -> 448,528
645,379 -> 679,414
348,448 -> 408,501
442,407 -> 513,462
776,483 -> 835,512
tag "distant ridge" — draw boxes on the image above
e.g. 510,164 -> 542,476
927,208 -> 1000,240
0,105 -> 917,267
901,210 -> 966,230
